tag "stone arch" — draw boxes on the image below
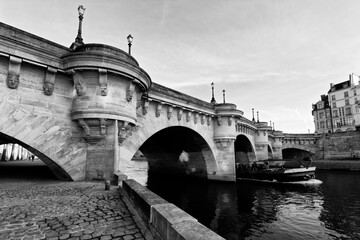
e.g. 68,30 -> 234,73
282,147 -> 313,160
234,134 -> 256,165
0,132 -> 72,180
120,125 -> 217,181
0,100 -> 87,181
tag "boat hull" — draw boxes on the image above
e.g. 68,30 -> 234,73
237,167 -> 316,182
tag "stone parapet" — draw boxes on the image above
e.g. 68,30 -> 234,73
122,179 -> 225,240
0,22 -> 69,68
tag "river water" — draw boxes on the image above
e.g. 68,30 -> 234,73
143,169 -> 360,240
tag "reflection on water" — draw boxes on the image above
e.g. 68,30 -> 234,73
144,170 -> 360,240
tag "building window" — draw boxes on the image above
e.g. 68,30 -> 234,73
320,122 -> 325,129
334,119 -> 341,127
332,95 -> 336,100
345,99 -> 350,106
333,110 -> 338,117
346,117 -> 353,126
354,90 -> 357,96
332,102 -> 336,108
356,106 -> 359,113
345,107 -> 351,115
344,91 -> 349,98
319,112 -> 324,118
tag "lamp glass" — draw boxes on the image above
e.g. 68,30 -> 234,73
127,34 -> 133,44
78,5 -> 85,16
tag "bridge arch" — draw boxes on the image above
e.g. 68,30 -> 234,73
141,126 -> 216,178
282,147 -> 313,159
120,123 -> 217,180
0,98 -> 87,181
0,132 -> 72,180
234,134 -> 256,165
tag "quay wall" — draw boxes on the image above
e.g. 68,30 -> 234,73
313,160 -> 360,170
121,179 -> 225,240
316,131 -> 360,160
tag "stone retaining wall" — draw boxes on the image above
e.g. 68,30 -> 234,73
313,160 -> 360,170
121,179 -> 224,240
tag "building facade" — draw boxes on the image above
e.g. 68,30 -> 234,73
312,94 -> 332,133
313,74 -> 360,133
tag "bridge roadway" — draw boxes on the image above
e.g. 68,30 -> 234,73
0,160 -> 151,240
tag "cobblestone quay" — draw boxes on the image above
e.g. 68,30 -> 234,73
0,181 -> 150,240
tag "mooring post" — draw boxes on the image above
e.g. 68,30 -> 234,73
105,179 -> 110,190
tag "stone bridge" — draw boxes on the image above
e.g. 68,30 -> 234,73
0,22 -> 319,182
270,133 -> 320,159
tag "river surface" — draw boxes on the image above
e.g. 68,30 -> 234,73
143,169 -> 360,240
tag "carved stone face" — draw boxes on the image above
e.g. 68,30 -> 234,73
126,89 -> 134,102
100,83 -> 107,96
43,82 -> 54,95
7,73 -> 19,89
75,84 -> 85,96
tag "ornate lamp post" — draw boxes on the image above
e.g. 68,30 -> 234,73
127,34 -> 133,55
222,89 -> 226,103
252,108 -> 255,122
257,111 -> 259,122
210,82 -> 217,104
71,5 -> 86,49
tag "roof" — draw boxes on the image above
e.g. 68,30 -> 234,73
328,80 -> 352,93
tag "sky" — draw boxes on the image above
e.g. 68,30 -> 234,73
2,0 -> 360,133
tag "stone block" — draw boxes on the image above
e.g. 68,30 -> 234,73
170,221 -> 225,240
122,179 -> 167,221
114,171 -> 128,186
151,203 -> 197,240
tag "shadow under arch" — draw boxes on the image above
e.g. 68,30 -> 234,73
234,134 -> 256,166
0,132 -> 72,181
282,147 -> 313,160
139,126 -> 216,180
268,145 -> 273,159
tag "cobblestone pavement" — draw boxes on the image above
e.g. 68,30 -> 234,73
0,181 -> 151,240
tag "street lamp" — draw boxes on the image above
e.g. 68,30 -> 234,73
70,5 -> 86,49
252,108 -> 255,122
210,82 -> 217,104
222,89 -> 226,103
76,5 -> 85,44
127,34 -> 133,55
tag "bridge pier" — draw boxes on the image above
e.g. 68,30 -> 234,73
254,122 -> 272,160
208,139 -> 236,181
